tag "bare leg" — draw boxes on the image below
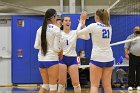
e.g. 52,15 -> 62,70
68,64 -> 81,93
58,64 -> 67,93
48,64 -> 59,93
39,68 -> 49,93
90,63 -> 103,93
102,67 -> 113,93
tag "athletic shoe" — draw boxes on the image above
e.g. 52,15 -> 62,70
137,86 -> 140,91
128,87 -> 133,91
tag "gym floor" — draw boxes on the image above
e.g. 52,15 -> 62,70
0,87 -> 138,93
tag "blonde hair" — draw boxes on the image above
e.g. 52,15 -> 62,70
96,9 -> 110,26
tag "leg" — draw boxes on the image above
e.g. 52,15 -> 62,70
136,57 -> 140,87
68,64 -> 81,93
90,63 -> 103,93
39,68 -> 49,93
48,64 -> 59,93
58,63 -> 67,93
102,67 -> 113,93
129,54 -> 136,87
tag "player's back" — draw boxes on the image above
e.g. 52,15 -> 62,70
36,24 -> 60,61
91,22 -> 112,49
90,22 -> 113,62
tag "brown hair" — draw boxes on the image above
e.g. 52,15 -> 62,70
96,9 -> 110,26
60,16 -> 70,30
41,9 -> 56,56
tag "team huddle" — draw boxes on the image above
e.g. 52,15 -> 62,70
34,8 -> 113,93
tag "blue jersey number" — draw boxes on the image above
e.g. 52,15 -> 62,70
102,29 -> 110,38
66,40 -> 68,45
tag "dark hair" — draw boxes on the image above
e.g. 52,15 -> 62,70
96,9 -> 110,26
60,16 -> 70,30
41,8 -> 56,56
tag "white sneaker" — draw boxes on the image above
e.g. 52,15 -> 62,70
137,86 -> 140,91
128,87 -> 133,91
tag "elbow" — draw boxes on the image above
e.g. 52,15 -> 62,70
34,44 -> 40,49
34,46 -> 38,49
34,45 -> 37,49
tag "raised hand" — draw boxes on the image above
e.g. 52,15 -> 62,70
80,11 -> 87,28
80,11 -> 87,21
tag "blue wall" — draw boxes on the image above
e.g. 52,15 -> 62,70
111,15 -> 140,62
12,16 -> 43,84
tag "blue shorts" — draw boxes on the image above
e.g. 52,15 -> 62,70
38,61 -> 58,68
59,55 -> 78,67
90,60 -> 114,68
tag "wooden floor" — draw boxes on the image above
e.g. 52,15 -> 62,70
0,87 -> 139,93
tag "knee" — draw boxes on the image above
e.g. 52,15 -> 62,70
91,82 -> 100,88
102,83 -> 111,89
72,80 -> 80,86
73,84 -> 81,92
59,79 -> 66,85
58,84 -> 65,92
90,85 -> 99,91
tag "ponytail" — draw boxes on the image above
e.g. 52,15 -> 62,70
102,10 -> 110,26
96,9 -> 110,26
41,18 -> 47,56
41,8 -> 56,56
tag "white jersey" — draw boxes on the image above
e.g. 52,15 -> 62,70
77,22 -> 114,62
34,24 -> 61,61
60,23 -> 89,57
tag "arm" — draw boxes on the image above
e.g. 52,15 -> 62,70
124,36 -> 131,60
34,27 -> 41,49
77,23 -> 93,37
76,12 -> 90,40
53,27 -> 61,53
76,23 -> 90,40
124,48 -> 129,60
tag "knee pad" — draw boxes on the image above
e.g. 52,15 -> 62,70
49,84 -> 57,91
42,84 -> 49,90
73,84 -> 81,92
58,84 -> 65,92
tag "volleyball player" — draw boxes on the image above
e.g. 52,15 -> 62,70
58,12 -> 89,93
77,9 -> 114,93
34,9 -> 61,93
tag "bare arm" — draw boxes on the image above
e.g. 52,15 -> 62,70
124,48 -> 129,60
124,35 -> 132,60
